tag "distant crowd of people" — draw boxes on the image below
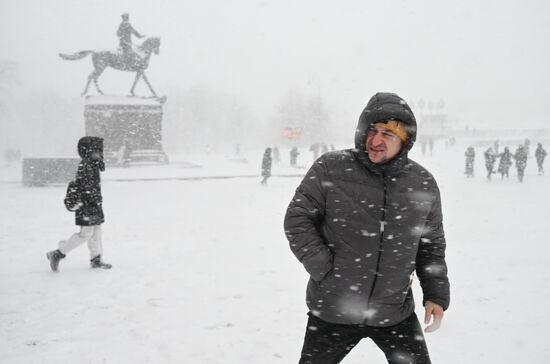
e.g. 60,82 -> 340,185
261,139 -> 547,186
259,143 -> 335,185
465,139 -> 547,182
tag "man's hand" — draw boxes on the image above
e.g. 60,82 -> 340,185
424,301 -> 444,333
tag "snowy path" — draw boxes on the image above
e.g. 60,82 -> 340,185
1,146 -> 549,363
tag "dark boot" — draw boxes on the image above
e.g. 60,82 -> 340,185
46,249 -> 66,272
90,255 -> 112,269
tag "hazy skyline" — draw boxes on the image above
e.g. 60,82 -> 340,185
1,0 -> 549,129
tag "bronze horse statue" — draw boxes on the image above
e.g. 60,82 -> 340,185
59,37 -> 161,97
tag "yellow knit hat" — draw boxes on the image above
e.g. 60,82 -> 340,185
373,119 -> 409,143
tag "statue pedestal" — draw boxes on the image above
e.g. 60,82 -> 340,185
84,95 -> 168,165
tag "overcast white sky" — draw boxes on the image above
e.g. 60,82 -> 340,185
1,0 -> 549,128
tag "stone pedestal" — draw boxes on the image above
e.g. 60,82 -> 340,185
84,95 -> 168,165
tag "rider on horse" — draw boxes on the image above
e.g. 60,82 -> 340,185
60,15 -> 160,97
117,13 -> 144,61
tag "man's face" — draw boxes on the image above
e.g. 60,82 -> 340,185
365,125 -> 404,164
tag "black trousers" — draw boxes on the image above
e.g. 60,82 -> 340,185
299,312 -> 431,364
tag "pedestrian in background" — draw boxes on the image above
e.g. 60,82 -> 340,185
260,147 -> 272,185
535,143 -> 547,175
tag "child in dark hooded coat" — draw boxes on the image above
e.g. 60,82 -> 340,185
47,137 -> 112,271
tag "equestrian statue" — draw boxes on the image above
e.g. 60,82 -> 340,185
59,13 -> 161,98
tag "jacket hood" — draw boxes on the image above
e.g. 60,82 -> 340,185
353,92 -> 417,175
78,136 -> 103,158
77,136 -> 105,171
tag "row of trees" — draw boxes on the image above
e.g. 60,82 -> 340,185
0,60 -> 20,153
164,86 -> 337,153
1,59 -> 83,157
269,89 -> 333,147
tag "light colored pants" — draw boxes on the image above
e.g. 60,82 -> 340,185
59,225 -> 103,259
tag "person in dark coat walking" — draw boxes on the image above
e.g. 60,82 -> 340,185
535,143 -> 547,175
284,92 -> 449,364
290,147 -> 300,167
47,137 -> 112,271
497,146 -> 513,179
514,144 -> 528,182
260,147 -> 273,185
484,147 -> 497,180
465,146 -> 475,177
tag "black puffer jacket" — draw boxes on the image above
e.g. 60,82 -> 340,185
74,136 -> 105,226
284,93 -> 449,327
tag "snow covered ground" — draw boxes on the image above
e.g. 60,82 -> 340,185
1,143 -> 549,363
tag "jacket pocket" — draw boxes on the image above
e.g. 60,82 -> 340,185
317,256 -> 348,290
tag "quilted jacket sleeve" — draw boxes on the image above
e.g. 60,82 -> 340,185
284,159 -> 333,281
415,185 -> 450,310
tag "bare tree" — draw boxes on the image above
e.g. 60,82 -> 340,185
271,88 -> 332,145
0,60 -> 20,151
0,60 -> 19,116
305,94 -> 331,144
270,88 -> 306,145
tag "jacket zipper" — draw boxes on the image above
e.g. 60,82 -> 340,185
367,177 -> 387,308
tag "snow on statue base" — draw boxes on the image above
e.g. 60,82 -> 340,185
84,95 -> 168,166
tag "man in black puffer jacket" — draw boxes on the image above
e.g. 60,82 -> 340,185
47,137 -> 112,271
284,92 -> 449,364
